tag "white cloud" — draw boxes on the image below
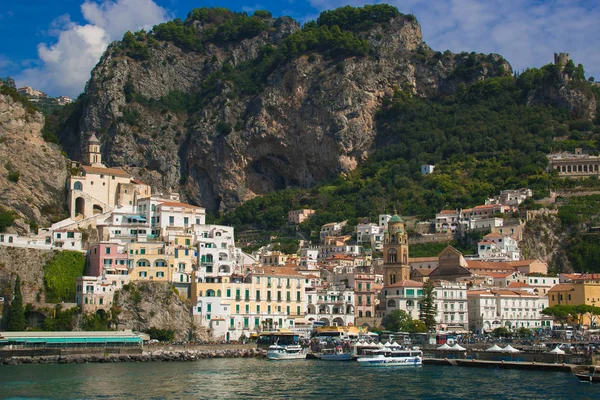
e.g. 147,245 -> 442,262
17,0 -> 169,97
308,0 -> 600,79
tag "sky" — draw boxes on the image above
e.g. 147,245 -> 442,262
0,0 -> 598,98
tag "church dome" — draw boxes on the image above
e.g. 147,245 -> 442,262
389,215 -> 403,224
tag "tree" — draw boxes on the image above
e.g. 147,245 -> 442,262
419,280 -> 437,331
7,276 -> 26,331
493,327 -> 510,337
541,304 -> 574,327
383,309 -> 411,332
571,304 -> 600,327
405,319 -> 427,333
518,327 -> 532,338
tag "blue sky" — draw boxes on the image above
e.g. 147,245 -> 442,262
1,0 -> 598,97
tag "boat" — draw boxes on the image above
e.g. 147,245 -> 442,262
356,346 -> 423,366
320,347 -> 353,361
266,344 -> 307,360
575,366 -> 600,383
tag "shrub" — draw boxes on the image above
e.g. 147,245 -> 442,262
7,171 -> 20,183
43,251 -> 86,303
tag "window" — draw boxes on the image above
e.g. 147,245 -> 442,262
235,305 -> 240,313
256,290 -> 261,300
207,304 -> 212,312
140,248 -> 146,255
245,304 -> 249,313
256,305 -> 260,313
226,289 -> 231,297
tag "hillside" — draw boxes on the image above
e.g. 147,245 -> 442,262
0,79 -> 70,234
59,5 -> 512,213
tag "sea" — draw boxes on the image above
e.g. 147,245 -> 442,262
0,359 -> 598,399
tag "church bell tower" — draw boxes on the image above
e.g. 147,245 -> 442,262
383,213 -> 410,286
87,133 -> 103,167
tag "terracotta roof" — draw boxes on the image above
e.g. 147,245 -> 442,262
548,284 -> 576,292
253,267 -> 303,278
480,272 -> 514,279
492,290 -> 537,297
412,268 -> 434,276
560,273 -> 582,281
131,179 -> 146,185
159,201 -> 203,209
507,282 -> 533,288
466,261 -> 516,271
473,204 -> 504,210
439,210 -> 459,215
81,165 -> 129,177
483,233 -> 504,239
505,260 -> 544,267
385,280 -> 423,288
477,240 -> 496,245
409,257 -> 439,263
569,273 -> 600,281
467,290 -> 493,296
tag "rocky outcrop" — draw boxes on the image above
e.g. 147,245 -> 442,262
114,281 -> 209,341
521,215 -> 572,273
527,79 -> 597,120
61,12 -> 511,213
0,87 -> 69,233
0,246 -> 55,305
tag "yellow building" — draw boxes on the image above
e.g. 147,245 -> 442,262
192,267 -> 308,341
548,280 -> 600,327
167,233 -> 196,285
127,242 -> 169,282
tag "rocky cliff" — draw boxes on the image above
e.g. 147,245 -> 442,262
60,8 -> 511,213
114,282 -> 208,341
0,84 -> 69,233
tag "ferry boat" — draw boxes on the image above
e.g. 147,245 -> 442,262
356,347 -> 423,366
266,344 -> 307,360
320,347 -> 353,361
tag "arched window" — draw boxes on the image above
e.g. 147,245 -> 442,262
74,181 -> 83,191
406,300 -> 413,307
217,290 -> 221,297
387,249 -> 397,263
366,311 -> 372,317
387,299 -> 396,308
403,249 -> 408,264
206,289 -> 215,297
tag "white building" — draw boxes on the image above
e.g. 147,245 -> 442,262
421,164 -> 435,175
382,280 -> 423,320
299,247 -> 319,269
435,210 -> 461,233
379,214 -> 392,229
320,221 -> 347,242
305,283 -> 355,327
194,224 -> 238,282
434,282 -> 469,332
467,290 -> 549,334
355,223 -> 381,244
486,188 -> 533,209
477,233 -> 520,261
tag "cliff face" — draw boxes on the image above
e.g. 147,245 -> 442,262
0,88 -> 69,232
114,282 -> 208,341
61,14 -> 511,213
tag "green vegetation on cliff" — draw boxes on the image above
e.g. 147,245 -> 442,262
43,251 -> 86,303
221,68 -> 600,236
7,276 -> 25,331
559,195 -> 600,272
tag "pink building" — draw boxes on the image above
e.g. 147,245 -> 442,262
87,242 -> 129,276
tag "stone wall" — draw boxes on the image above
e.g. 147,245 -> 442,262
0,246 -> 55,304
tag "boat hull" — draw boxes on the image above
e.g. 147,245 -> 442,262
266,352 -> 307,360
575,373 -> 600,383
357,356 -> 422,366
320,353 -> 353,361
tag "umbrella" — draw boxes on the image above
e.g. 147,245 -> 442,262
384,341 -> 392,347
437,343 -> 451,350
486,344 -> 503,352
450,343 -> 466,351
392,341 -> 400,347
501,345 -> 520,353
548,346 -> 565,355
377,342 -> 385,348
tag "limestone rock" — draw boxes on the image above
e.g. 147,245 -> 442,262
0,87 -> 69,233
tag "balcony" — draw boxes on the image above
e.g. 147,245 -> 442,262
235,296 -> 241,301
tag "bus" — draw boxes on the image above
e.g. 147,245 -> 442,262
256,331 -> 300,350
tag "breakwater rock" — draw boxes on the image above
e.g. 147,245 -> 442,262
0,348 -> 266,366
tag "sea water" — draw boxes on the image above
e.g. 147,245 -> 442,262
0,358 -> 597,399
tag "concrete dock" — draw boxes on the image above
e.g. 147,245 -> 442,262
423,358 -> 586,373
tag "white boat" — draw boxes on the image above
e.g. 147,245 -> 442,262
266,344 -> 306,360
320,348 -> 353,361
356,347 -> 423,366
